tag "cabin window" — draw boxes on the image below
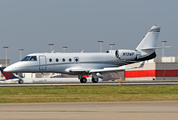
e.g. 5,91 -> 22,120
69,58 -> 72,62
56,58 -> 59,62
74,57 -> 79,62
62,58 -> 65,62
49,58 -> 52,62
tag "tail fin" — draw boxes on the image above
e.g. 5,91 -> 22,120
136,25 -> 160,60
0,67 -> 18,80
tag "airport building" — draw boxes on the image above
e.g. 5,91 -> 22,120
125,57 -> 178,81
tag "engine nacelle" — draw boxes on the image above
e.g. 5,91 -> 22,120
106,50 -> 115,53
115,49 -> 137,60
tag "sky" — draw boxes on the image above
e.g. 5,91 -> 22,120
0,0 -> 178,64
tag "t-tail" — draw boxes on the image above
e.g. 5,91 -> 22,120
0,67 -> 18,80
135,25 -> 161,61
114,25 -> 161,61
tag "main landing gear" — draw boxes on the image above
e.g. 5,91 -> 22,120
92,77 -> 98,83
79,75 -> 99,83
80,78 -> 87,83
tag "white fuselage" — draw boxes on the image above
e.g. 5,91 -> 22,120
4,52 -> 137,74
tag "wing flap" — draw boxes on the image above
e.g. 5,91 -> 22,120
90,67 -> 126,73
65,68 -> 90,73
90,61 -> 145,74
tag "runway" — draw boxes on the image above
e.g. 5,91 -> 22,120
0,101 -> 178,120
0,80 -> 178,87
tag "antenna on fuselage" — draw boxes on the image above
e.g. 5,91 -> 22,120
51,50 -> 55,53
81,50 -> 84,53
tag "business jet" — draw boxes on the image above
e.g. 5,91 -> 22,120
4,25 -> 162,83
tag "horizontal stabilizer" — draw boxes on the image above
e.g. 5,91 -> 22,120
141,46 -> 172,50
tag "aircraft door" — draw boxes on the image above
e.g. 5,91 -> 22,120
39,56 -> 46,70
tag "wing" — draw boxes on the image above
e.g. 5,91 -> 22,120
65,62 -> 145,74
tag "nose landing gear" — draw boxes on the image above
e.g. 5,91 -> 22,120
18,79 -> 24,84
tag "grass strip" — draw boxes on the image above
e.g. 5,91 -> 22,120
0,85 -> 178,103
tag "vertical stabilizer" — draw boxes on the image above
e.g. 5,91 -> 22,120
136,25 -> 160,60
0,67 -> 18,80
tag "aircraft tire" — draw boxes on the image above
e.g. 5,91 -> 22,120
92,78 -> 98,83
80,78 -> 87,83
18,79 -> 23,84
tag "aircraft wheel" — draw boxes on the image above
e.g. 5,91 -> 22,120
18,79 -> 23,84
92,78 -> 98,83
80,78 -> 87,83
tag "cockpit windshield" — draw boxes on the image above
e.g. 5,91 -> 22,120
21,56 -> 37,61
21,56 -> 31,61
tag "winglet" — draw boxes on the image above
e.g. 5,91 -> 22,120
128,61 -> 145,69
138,61 -> 145,68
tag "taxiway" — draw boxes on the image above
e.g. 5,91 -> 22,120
0,101 -> 177,120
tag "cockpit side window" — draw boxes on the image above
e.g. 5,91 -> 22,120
29,56 -> 37,61
21,56 -> 31,61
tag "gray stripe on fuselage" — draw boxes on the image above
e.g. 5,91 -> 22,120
27,60 -> 134,68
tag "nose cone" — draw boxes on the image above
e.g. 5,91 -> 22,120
4,62 -> 22,73
4,66 -> 14,73
4,61 -> 39,73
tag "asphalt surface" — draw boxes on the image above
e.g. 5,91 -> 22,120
1,80 -> 178,87
0,81 -> 178,119
0,101 -> 178,120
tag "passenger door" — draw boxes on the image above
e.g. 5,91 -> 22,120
39,56 -> 46,70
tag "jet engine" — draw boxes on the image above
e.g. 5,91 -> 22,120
115,49 -> 138,60
106,50 -> 115,53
